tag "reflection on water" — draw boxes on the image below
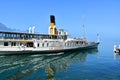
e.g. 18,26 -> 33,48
114,52 -> 120,60
0,49 -> 98,80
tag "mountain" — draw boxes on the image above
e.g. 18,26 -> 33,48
0,23 -> 28,32
0,23 -> 12,31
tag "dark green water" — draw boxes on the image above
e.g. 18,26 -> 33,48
0,40 -> 120,80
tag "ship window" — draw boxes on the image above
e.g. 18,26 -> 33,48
27,42 -> 33,47
76,42 -> 79,44
11,42 -> 16,46
4,42 -> 8,46
59,32 -> 61,35
68,43 -> 69,46
14,42 -> 16,46
38,43 -> 39,47
47,43 -> 49,47
11,42 -> 13,46
42,43 -> 44,47
67,43 -> 69,46
65,43 -> 66,46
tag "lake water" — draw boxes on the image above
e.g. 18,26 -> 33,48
0,39 -> 120,80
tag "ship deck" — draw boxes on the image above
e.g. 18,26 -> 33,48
0,31 -> 67,40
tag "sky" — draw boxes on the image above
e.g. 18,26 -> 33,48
0,0 -> 120,41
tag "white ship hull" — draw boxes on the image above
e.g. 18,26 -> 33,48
0,42 -> 99,55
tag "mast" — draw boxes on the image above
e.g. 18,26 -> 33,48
82,16 -> 86,41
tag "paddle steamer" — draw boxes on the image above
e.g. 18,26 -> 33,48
0,15 -> 99,55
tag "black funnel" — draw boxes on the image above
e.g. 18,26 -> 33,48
50,15 -> 55,24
